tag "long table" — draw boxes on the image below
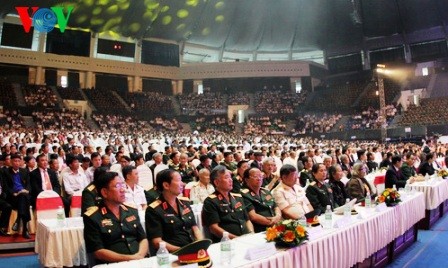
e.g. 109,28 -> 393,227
408,178 -> 448,229
92,192 -> 425,268
35,211 -> 145,267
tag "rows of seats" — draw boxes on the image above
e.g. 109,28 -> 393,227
56,86 -> 85,101
244,115 -> 287,135
0,79 -> 18,108
178,92 -> 224,116
253,90 -> 306,114
117,91 -> 173,116
82,88 -> 128,114
0,109 -> 26,130
191,116 -> 235,133
32,109 -> 86,131
148,116 -> 182,131
397,97 -> 448,126
294,113 -> 342,134
91,113 -> 152,133
347,105 -> 398,130
23,85 -> 59,108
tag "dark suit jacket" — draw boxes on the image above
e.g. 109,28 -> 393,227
29,168 -> 62,208
418,162 -> 435,176
385,167 -> 407,189
3,167 -> 31,204
367,161 -> 378,172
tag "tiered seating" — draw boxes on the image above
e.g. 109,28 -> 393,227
191,116 -> 235,133
56,87 -> 85,100
0,79 -> 18,108
294,113 -> 342,134
178,92 -> 224,115
244,116 -> 287,135
92,113 -> 153,133
347,105 -> 397,130
32,109 -> 87,131
148,117 -> 182,131
23,85 -> 59,108
0,109 -> 26,129
253,91 -> 306,114
82,88 -> 128,114
310,80 -> 365,112
397,97 -> 448,126
118,91 -> 172,116
227,92 -> 250,105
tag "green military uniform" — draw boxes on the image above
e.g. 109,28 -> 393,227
83,202 -> 146,264
144,188 -> 159,204
145,196 -> 196,253
81,182 -> 102,214
400,162 -> 416,180
241,187 -> 277,233
173,164 -> 196,184
261,173 -> 280,191
202,191 -> 249,243
305,177 -> 335,215
300,169 -> 312,187
220,161 -> 237,173
231,174 -> 243,193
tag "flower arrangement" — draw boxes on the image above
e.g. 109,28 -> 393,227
377,188 -> 401,207
437,169 -> 448,179
266,219 -> 308,247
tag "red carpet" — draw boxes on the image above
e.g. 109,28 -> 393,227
0,234 -> 35,243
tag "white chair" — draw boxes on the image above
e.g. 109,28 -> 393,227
137,164 -> 154,190
36,190 -> 63,221
183,181 -> 196,198
153,164 -> 169,180
70,190 -> 83,217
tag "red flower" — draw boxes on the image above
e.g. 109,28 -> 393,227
283,230 -> 295,242
276,224 -> 286,232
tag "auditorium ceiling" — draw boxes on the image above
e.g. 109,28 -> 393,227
1,0 -> 448,62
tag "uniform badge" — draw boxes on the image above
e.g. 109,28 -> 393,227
126,215 -> 136,222
162,202 -> 168,210
101,207 -> 107,215
182,208 -> 191,215
101,219 -> 113,227
235,202 -> 242,209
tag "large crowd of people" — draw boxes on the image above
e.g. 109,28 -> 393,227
294,113 -> 343,134
254,91 -> 306,114
23,85 -> 59,108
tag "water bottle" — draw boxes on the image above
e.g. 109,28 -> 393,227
393,184 -> 397,191
157,241 -> 170,268
56,206 -> 65,227
343,198 -> 351,218
365,193 -> 372,209
221,231 -> 231,265
324,205 -> 332,229
298,215 -> 307,227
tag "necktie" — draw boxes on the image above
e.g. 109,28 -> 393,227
44,169 -> 53,190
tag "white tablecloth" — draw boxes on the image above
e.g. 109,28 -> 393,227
35,211 -> 146,268
35,217 -> 87,267
408,179 -> 448,210
91,193 -> 425,268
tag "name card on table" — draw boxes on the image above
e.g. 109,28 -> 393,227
375,203 -> 388,212
307,225 -> 325,240
333,217 -> 353,228
245,242 -> 277,261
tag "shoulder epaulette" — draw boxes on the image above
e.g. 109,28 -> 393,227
87,184 -> 96,191
230,193 -> 242,197
310,181 -> 316,186
241,188 -> 250,194
149,199 -> 162,209
123,202 -> 137,209
208,194 -> 217,199
84,206 -> 98,216
178,196 -> 190,202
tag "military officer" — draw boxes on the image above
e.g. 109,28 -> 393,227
202,165 -> 254,243
146,169 -> 202,254
299,156 -> 313,187
220,152 -> 237,173
83,171 -> 148,264
306,163 -> 335,215
241,168 -> 281,233
261,157 -> 280,190
81,167 -> 108,214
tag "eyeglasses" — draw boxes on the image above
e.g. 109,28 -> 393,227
109,182 -> 126,190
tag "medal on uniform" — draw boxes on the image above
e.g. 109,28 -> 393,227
101,219 -> 113,227
235,202 -> 242,209
126,215 -> 136,222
